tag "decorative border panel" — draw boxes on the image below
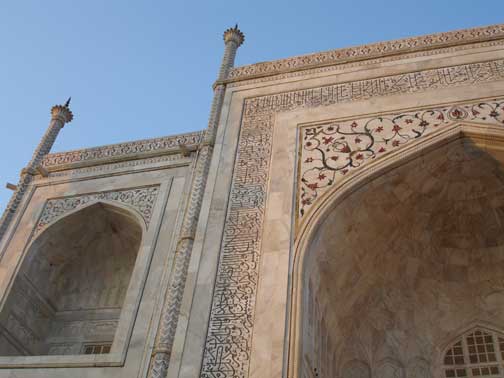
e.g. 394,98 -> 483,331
42,131 -> 202,167
228,39 -> 504,89
228,24 -> 504,80
299,99 -> 504,217
35,185 -> 160,235
201,58 -> 504,377
37,154 -> 189,180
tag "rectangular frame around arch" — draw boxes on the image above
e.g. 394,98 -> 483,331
0,181 -> 172,368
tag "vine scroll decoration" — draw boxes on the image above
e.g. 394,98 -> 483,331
299,99 -> 504,217
35,185 -> 160,236
42,131 -> 202,167
201,58 -> 504,378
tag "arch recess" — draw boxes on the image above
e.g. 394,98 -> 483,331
0,201 -> 143,356
34,198 -> 148,238
287,123 -> 504,377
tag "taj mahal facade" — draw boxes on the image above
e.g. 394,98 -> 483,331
1,23 -> 504,378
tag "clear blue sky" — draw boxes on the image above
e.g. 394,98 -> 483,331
0,1 -> 501,211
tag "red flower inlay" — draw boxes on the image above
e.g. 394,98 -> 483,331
375,126 -> 384,133
305,157 -> 314,163
437,114 -> 445,120
392,140 -> 400,147
341,145 -> 351,153
318,173 -> 326,180
307,183 -> 318,190
306,142 -> 312,147
356,153 -> 364,160
490,111 -> 499,117
351,121 -> 358,128
327,126 -> 334,131
405,119 -> 413,124
322,136 -> 334,144
392,124 -> 402,132
378,147 -> 386,153
451,109 -> 463,119
331,156 -> 339,161
355,137 -> 362,144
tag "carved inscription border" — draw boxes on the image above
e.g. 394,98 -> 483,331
201,58 -> 504,377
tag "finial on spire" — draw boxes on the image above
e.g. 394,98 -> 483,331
223,24 -> 245,46
51,97 -> 74,123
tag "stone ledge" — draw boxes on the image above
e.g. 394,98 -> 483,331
227,23 -> 504,82
41,130 -> 203,171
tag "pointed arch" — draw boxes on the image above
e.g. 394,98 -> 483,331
33,198 -> 148,239
0,200 -> 144,356
286,122 -> 504,377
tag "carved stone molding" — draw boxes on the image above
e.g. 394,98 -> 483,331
228,23 -> 504,81
201,58 -> 504,377
36,154 -> 189,180
228,39 -> 504,89
35,186 -> 160,235
42,131 -> 202,169
299,98 -> 504,218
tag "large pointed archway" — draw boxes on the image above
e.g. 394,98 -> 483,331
289,127 -> 504,377
0,201 -> 143,356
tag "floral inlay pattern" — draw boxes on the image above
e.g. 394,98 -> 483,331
299,99 -> 504,217
35,186 -> 160,234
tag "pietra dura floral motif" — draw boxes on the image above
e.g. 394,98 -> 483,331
299,99 -> 504,217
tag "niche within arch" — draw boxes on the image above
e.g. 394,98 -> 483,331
288,127 -> 504,378
0,202 -> 143,356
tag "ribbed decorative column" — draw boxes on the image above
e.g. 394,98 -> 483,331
148,25 -> 244,378
0,100 -> 73,241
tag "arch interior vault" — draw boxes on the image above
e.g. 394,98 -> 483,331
0,202 -> 142,356
300,136 -> 504,378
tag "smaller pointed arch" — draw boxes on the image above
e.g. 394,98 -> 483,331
341,359 -> 371,378
0,201 -> 143,356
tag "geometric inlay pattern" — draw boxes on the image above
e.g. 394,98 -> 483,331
35,185 -> 160,235
201,58 -> 504,378
299,98 -> 504,217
